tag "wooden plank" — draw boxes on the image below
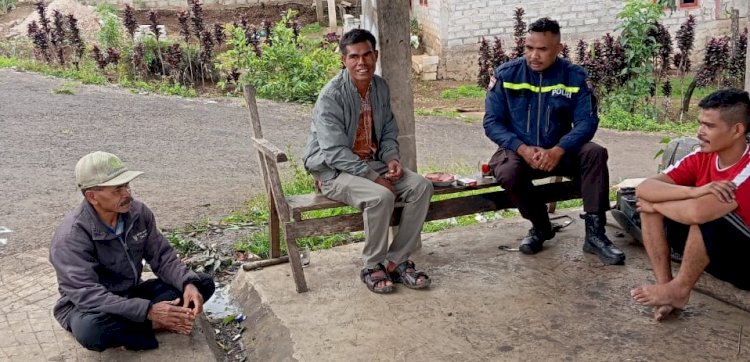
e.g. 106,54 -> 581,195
283,225 -> 309,293
287,179 -> 501,214
251,138 -> 288,163
264,153 -> 292,223
243,84 -> 285,256
547,176 -> 563,213
287,181 -> 580,238
243,85 -> 264,139
268,194 -> 281,258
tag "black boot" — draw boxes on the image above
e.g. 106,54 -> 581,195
519,227 -> 555,255
582,213 -> 625,265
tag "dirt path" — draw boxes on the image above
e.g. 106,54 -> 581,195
0,69 -> 665,257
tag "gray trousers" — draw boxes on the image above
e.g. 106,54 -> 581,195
320,168 -> 434,268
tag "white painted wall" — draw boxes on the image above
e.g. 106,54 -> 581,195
410,0 -> 748,80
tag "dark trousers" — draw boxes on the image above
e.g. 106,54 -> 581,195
665,215 -> 750,290
67,273 -> 215,352
489,142 -> 610,231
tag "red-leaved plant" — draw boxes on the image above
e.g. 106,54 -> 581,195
66,13 -> 85,70
477,36 -> 491,89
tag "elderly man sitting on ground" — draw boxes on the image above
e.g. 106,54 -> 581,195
49,151 -> 215,351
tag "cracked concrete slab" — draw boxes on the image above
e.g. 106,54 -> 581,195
232,209 -> 750,361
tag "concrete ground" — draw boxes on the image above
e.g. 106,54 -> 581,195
0,248 -> 217,361
233,209 -> 750,361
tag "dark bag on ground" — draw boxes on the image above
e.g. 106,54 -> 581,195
611,137 -> 700,243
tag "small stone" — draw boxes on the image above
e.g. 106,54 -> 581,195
448,312 -> 453,316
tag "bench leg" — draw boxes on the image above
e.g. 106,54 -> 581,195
269,196 -> 281,258
547,176 -> 563,213
283,224 -> 309,293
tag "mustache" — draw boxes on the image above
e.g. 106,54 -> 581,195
119,197 -> 133,207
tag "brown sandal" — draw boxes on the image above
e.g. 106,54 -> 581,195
360,263 -> 394,294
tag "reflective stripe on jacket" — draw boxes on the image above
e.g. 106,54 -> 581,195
483,57 -> 598,153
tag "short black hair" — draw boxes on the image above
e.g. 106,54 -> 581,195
698,88 -> 750,130
528,17 -> 561,36
339,29 -> 377,55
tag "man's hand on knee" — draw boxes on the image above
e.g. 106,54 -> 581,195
537,146 -> 565,172
517,144 -> 544,169
385,159 -> 403,182
182,283 -> 204,318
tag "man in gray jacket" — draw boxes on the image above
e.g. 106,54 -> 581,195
302,29 -> 434,294
49,151 -> 215,351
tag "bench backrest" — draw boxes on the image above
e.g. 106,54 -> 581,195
243,85 -> 292,223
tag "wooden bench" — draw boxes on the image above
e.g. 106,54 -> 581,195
242,85 -> 581,293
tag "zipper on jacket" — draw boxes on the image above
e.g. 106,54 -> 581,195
526,104 -> 531,133
120,223 -> 139,286
545,105 -> 551,134
536,73 -> 543,145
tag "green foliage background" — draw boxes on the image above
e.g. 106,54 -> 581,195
218,10 -> 341,103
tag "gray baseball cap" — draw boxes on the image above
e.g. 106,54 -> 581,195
75,151 -> 143,190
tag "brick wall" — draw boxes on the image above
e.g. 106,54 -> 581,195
411,0 -> 748,80
79,0 -> 298,9
410,0 -> 445,56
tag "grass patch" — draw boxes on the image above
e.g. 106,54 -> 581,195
119,78 -> 198,98
660,76 -> 717,100
441,84 -> 486,100
416,107 -> 460,118
52,81 -> 78,95
0,56 -> 108,85
0,55 -> 197,98
599,105 -> 697,134
300,23 -> 323,35
415,108 -> 481,123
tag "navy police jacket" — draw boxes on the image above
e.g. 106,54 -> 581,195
483,57 -> 598,154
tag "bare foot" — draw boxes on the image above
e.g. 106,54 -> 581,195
653,305 -> 675,321
630,282 -> 690,309
369,269 -> 393,289
152,320 -> 194,334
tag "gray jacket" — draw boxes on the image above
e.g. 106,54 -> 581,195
49,199 -> 199,329
302,69 -> 400,181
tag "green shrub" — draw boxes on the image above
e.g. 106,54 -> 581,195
217,10 -> 340,103
97,11 -> 124,50
0,0 -> 16,14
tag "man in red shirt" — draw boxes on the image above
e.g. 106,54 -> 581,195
632,89 -> 750,321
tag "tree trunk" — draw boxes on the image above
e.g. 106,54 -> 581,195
680,78 -> 698,118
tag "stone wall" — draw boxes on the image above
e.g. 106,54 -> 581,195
78,0 -> 299,9
410,0 -> 748,80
